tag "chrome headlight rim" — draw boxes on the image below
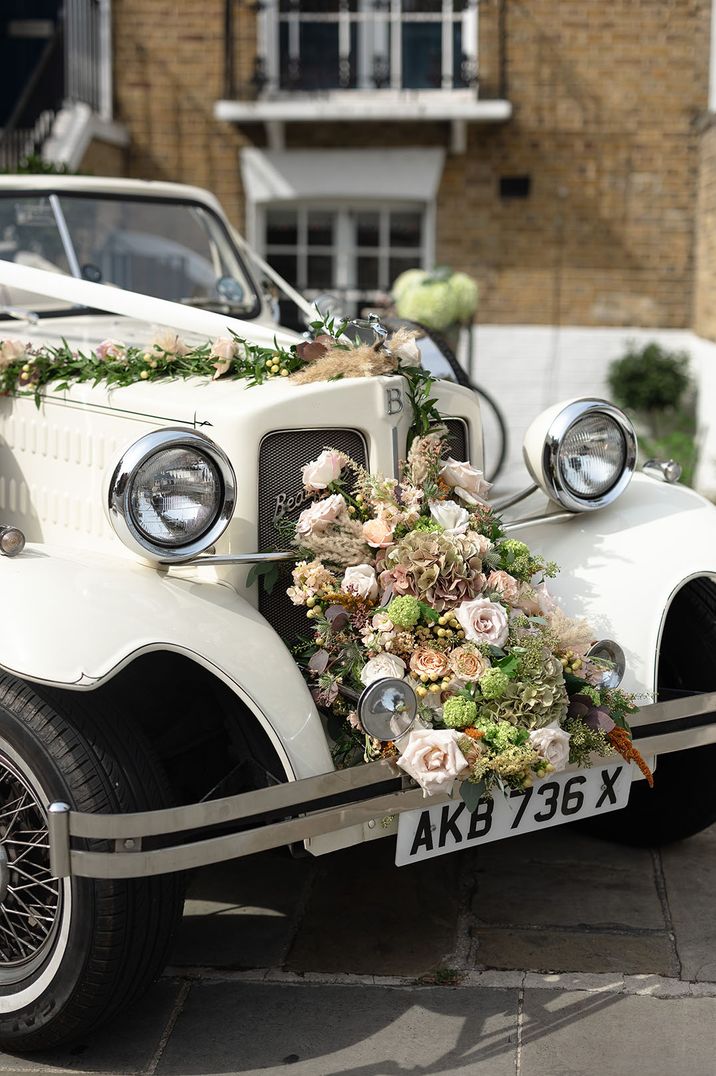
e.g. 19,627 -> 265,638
108,427 -> 236,563
541,399 -> 637,512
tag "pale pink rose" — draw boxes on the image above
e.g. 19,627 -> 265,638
440,457 -> 492,507
0,339 -> 26,369
95,338 -> 126,361
359,653 -> 407,686
363,517 -> 395,548
302,449 -> 346,492
466,531 -> 493,557
429,499 -> 470,535
341,563 -> 378,601
397,728 -> 469,797
210,337 -> 237,379
150,329 -> 189,357
529,722 -> 571,772
486,570 -> 522,606
295,493 -> 346,538
455,597 -> 509,647
409,647 -> 450,680
448,646 -> 490,683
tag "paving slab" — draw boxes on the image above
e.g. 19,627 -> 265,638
171,853 -> 313,970
286,840 -> 462,976
470,827 -> 665,931
476,928 -> 679,976
0,980 -> 183,1075
156,982 -> 519,1076
661,825 -> 716,981
521,988 -> 716,1076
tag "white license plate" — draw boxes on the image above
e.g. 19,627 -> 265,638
395,762 -> 630,866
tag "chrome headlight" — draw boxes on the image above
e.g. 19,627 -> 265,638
108,428 -> 236,562
523,399 -> 637,512
358,678 -> 418,742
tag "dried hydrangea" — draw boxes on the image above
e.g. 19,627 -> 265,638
383,529 -> 485,611
479,653 -> 568,730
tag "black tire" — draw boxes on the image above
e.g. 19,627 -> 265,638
0,675 -> 184,1051
581,577 -> 716,846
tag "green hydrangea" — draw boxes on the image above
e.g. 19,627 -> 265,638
479,667 -> 510,700
442,696 -> 477,729
412,516 -> 443,533
392,268 -> 428,303
396,280 -> 458,332
450,272 -> 479,322
386,595 -> 421,629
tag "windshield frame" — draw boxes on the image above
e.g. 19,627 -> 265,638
0,190 -> 263,320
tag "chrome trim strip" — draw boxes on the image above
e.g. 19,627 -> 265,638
107,427 -> 237,563
173,551 -> 296,567
66,783 -> 452,879
68,758 -> 402,840
628,690 -> 716,727
503,512 -> 574,531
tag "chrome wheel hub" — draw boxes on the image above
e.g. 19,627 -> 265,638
0,753 -> 61,968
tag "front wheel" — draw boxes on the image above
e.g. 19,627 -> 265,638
0,675 -> 184,1051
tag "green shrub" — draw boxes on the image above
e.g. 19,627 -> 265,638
607,342 -> 690,414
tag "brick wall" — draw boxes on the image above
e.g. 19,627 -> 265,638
79,137 -> 127,177
111,0 -> 713,328
694,122 -> 716,340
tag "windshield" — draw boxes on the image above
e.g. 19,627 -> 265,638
0,193 -> 260,317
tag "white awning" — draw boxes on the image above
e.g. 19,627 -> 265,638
240,147 -> 446,204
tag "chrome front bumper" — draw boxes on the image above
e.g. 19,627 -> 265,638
47,690 -> 716,880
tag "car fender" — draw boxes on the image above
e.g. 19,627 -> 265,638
509,473 -> 716,698
0,544 -> 332,781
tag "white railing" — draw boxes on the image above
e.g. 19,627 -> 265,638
254,0 -> 479,95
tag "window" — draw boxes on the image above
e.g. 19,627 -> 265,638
262,203 -> 427,317
263,0 -> 478,93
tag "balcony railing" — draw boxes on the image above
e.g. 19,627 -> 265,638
226,0 -> 479,99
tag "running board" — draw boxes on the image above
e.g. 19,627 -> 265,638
47,690 -> 716,879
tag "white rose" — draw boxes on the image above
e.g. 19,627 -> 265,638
429,499 -> 470,535
0,339 -> 26,369
302,449 -> 346,492
529,722 -> 571,772
394,337 -> 421,368
359,653 -> 407,686
342,563 -> 378,601
455,597 -> 509,647
397,728 -> 469,797
440,457 -> 492,506
295,493 -> 346,537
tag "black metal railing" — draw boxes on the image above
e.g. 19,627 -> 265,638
0,0 -> 110,173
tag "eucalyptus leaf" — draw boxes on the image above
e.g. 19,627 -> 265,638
460,780 -> 487,813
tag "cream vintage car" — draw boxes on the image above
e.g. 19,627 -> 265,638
0,175 -> 714,1051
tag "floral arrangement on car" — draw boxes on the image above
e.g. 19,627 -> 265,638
285,435 -> 653,807
0,315 -> 423,403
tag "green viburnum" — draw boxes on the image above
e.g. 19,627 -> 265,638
479,667 -> 510,700
442,696 -> 478,729
476,718 -> 530,751
412,516 -> 443,533
386,595 -> 422,629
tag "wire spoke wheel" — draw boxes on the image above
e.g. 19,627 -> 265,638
0,753 -> 60,973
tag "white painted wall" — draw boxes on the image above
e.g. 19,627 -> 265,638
462,325 -> 716,500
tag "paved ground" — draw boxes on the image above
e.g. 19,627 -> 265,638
3,820 -> 716,1075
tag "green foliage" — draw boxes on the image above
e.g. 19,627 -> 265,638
608,342 -> 690,414
1,154 -> 72,175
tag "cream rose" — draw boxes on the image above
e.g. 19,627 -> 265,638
210,337 -> 237,379
394,336 -> 421,368
150,329 -> 189,357
440,457 -> 492,507
0,339 -> 26,369
448,646 -> 490,683
397,728 -> 469,797
429,499 -> 470,535
302,449 -> 346,492
409,647 -> 450,680
359,653 -> 407,686
341,563 -> 379,601
529,722 -> 571,772
295,493 -> 346,538
455,597 -> 509,647
485,570 -> 522,606
362,517 -> 395,548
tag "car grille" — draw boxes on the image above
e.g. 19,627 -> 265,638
257,428 -> 368,645
443,418 -> 469,462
